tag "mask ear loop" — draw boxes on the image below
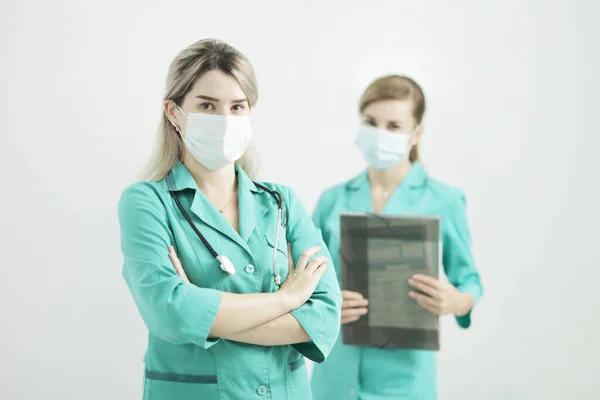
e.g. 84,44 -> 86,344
406,124 -> 422,159
171,105 -> 187,134
176,105 -> 188,119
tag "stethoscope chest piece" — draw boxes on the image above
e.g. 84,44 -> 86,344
217,255 -> 236,275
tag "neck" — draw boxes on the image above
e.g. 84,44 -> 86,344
368,159 -> 412,191
183,154 -> 237,196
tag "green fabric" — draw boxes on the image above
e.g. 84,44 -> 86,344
118,163 -> 342,400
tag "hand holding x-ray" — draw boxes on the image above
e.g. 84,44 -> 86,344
340,290 -> 369,324
408,274 -> 473,316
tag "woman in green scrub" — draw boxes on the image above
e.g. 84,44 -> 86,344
310,75 -> 484,400
118,38 -> 342,400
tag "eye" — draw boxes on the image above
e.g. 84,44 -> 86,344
231,104 -> 245,111
200,102 -> 214,110
365,120 -> 376,127
388,123 -> 401,131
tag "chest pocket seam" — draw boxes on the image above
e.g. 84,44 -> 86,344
264,233 -> 288,258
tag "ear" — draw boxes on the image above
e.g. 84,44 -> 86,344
412,124 -> 424,145
164,100 -> 181,131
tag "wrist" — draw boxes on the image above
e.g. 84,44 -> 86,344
275,290 -> 297,313
455,292 -> 474,317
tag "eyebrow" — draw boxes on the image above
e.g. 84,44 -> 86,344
363,114 -> 401,125
195,95 -> 248,103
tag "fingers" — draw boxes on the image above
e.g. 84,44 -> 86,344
342,315 -> 361,324
409,291 -> 440,315
305,256 -> 329,275
342,308 -> 368,318
410,274 -> 440,290
342,298 -> 369,309
287,242 -> 294,273
169,246 -> 190,284
311,262 -> 328,280
341,307 -> 368,324
408,277 -> 440,299
341,290 -> 365,301
295,246 -> 321,271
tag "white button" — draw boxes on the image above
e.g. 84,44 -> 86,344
349,388 -> 357,396
257,385 -> 267,395
245,264 -> 255,274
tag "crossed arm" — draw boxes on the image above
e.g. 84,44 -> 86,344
119,184 -> 342,359
169,246 -> 314,346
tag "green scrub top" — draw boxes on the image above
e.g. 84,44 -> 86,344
118,162 -> 342,400
310,163 -> 483,400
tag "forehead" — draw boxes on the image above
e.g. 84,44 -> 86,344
362,99 -> 414,121
188,69 -> 246,100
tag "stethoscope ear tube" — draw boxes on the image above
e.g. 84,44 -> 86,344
253,184 -> 285,286
170,191 -> 219,259
171,190 -> 236,275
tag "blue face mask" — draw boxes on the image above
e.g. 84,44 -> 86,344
354,125 -> 420,170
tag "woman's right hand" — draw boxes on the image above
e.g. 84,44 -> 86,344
341,290 -> 369,324
278,245 -> 328,310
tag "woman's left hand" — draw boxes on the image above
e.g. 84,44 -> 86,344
408,274 -> 473,316
169,246 -> 190,283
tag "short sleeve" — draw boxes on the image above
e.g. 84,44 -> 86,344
118,183 -> 223,347
283,187 -> 343,362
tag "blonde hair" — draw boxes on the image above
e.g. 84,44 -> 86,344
143,38 -> 258,181
359,75 -> 426,162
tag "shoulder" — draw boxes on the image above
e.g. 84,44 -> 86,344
252,181 -> 300,207
314,173 -> 363,209
118,179 -> 168,216
252,180 -> 290,196
424,176 -> 467,212
319,181 -> 349,203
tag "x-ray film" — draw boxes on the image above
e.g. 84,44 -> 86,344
340,213 -> 441,351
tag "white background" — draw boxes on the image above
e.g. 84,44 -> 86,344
1,1 -> 599,399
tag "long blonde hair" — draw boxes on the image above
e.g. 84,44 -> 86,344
143,39 -> 258,181
359,75 -> 426,162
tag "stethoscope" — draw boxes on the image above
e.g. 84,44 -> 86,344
167,171 -> 286,285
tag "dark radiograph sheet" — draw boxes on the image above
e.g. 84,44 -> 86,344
340,213 -> 441,351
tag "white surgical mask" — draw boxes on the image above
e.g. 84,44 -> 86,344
354,125 -> 419,170
177,107 -> 252,170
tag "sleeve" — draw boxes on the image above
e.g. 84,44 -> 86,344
442,190 -> 484,329
118,183 -> 223,348
284,187 -> 343,363
311,189 -> 332,239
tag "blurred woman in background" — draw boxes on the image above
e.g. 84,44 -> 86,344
309,75 -> 484,400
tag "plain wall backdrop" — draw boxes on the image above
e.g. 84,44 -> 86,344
1,0 -> 599,399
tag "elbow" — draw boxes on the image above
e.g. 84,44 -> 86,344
146,302 -> 218,347
124,277 -> 193,345
315,303 -> 342,362
159,284 -> 222,348
318,270 -> 343,358
290,295 -> 342,363
152,291 -> 206,345
328,292 -> 343,341
127,276 -> 222,348
142,309 -> 193,345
